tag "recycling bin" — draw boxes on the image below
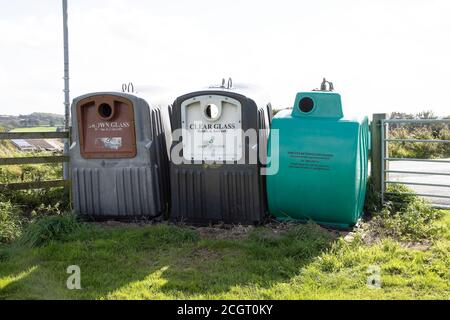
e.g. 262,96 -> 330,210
169,83 -> 271,224
266,91 -> 369,228
70,92 -> 170,219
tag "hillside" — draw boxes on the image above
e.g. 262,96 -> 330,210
0,113 -> 64,131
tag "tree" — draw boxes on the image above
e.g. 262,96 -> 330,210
416,110 -> 437,119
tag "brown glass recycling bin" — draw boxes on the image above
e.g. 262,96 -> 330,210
70,92 -> 170,219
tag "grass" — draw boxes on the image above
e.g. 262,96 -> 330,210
0,141 -> 64,185
0,200 -> 23,243
0,211 -> 448,300
370,184 -> 446,241
0,143 -> 69,222
9,127 -> 58,132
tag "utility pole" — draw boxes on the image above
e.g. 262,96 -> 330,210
62,0 -> 70,180
63,0 -> 70,130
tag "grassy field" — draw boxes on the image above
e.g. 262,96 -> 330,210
0,139 -> 64,188
9,127 -> 58,132
0,211 -> 448,300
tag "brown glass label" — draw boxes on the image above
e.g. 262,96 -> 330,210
77,95 -> 136,159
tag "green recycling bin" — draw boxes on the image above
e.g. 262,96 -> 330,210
266,91 -> 369,228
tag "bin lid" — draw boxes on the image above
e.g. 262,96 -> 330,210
178,81 -> 270,108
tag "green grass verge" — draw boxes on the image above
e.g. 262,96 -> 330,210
0,212 -> 448,300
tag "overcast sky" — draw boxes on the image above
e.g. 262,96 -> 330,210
0,0 -> 449,117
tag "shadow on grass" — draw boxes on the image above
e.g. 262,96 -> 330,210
0,222 -> 338,299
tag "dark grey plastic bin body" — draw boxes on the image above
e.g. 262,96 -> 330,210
169,88 -> 271,224
70,92 -> 170,219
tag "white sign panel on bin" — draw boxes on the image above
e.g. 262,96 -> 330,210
181,95 -> 242,162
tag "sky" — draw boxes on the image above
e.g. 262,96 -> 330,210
0,0 -> 449,117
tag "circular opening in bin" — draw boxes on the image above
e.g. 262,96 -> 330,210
98,103 -> 113,119
298,97 -> 314,113
204,103 -> 220,120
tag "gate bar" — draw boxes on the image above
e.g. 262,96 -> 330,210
386,170 -> 450,176
385,158 -> 450,163
381,119 -> 386,203
385,180 -> 450,188
385,138 -> 450,143
383,119 -> 450,124
384,192 -> 450,199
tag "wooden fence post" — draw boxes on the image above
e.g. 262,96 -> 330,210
371,113 -> 388,198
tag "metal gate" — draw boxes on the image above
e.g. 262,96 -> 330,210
381,118 -> 450,209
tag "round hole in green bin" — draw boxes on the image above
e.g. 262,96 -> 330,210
299,97 -> 314,113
